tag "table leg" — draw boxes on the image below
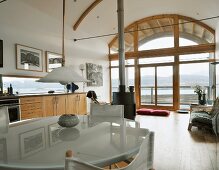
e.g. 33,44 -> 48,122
188,123 -> 192,131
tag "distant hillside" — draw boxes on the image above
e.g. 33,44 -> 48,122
112,74 -> 209,87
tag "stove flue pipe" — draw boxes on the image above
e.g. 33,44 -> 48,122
117,0 -> 126,92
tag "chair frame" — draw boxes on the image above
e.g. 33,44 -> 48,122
65,132 -> 155,170
90,103 -> 124,118
0,106 -> 9,133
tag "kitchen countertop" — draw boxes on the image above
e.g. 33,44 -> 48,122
0,95 -> 19,99
0,92 -> 86,99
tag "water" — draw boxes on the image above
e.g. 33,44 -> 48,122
141,89 -> 195,95
112,87 -> 196,95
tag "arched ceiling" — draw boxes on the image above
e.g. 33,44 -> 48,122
15,0 -> 219,39
0,0 -> 219,59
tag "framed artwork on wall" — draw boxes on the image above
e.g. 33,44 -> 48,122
20,127 -> 46,158
16,44 -> 43,72
46,51 -> 63,72
86,63 -> 103,86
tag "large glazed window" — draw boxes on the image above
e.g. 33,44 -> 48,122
179,63 -> 210,108
138,17 -> 174,51
109,15 -> 214,54
179,18 -> 214,46
139,37 -> 174,51
109,14 -> 215,110
2,76 -> 64,94
110,60 -> 135,96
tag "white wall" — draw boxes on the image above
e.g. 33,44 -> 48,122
215,21 -> 219,170
0,0 -> 110,102
215,21 -> 219,98
0,35 -> 110,102
216,22 -> 219,60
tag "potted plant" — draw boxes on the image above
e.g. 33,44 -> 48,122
193,85 -> 206,105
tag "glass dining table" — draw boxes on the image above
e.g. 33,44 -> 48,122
0,115 -> 153,170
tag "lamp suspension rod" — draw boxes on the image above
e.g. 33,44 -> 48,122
0,0 -> 7,4
74,14 -> 219,42
117,0 -> 125,90
62,0 -> 66,66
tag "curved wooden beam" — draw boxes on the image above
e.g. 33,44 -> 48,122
109,14 -> 215,48
73,0 -> 103,31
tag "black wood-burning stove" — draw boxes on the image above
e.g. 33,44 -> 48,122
112,85 -> 136,120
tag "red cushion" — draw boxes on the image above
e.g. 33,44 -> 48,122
137,108 -> 170,116
153,109 -> 170,116
136,109 -> 153,115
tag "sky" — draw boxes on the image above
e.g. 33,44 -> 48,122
112,37 -> 211,79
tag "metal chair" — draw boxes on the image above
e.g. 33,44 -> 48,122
65,132 -> 155,170
0,106 -> 9,133
90,103 -> 124,118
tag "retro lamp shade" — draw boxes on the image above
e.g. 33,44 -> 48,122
37,66 -> 89,84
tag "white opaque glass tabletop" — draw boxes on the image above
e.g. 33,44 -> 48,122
0,115 -> 150,169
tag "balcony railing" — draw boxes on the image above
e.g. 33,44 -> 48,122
112,85 -> 210,107
140,86 -> 209,106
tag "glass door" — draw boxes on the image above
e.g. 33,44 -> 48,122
140,67 -> 155,106
179,62 -> 210,109
157,66 -> 173,106
140,65 -> 173,109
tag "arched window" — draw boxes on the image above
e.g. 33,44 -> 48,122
109,14 -> 215,110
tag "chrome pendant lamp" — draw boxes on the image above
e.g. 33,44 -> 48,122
37,66 -> 89,84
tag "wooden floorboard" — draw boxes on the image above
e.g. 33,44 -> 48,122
135,112 -> 218,170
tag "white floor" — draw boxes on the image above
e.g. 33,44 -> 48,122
135,112 -> 217,170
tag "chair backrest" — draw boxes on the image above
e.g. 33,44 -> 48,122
0,106 -> 9,133
65,150 -> 103,170
121,132 -> 154,170
65,132 -> 154,170
90,103 -> 124,118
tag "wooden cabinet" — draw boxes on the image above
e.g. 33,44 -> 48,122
66,94 -> 78,114
77,94 -> 87,114
43,95 -> 67,117
66,93 -> 87,115
43,96 -> 55,117
20,93 -> 87,120
56,95 -> 67,115
20,96 -> 43,120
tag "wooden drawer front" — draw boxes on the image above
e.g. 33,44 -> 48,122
21,109 -> 43,120
20,97 -> 42,104
20,103 -> 42,111
78,94 -> 87,115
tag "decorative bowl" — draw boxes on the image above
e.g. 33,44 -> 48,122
58,114 -> 79,128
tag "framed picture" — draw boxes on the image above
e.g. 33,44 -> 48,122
86,63 -> 103,86
48,123 -> 61,147
16,44 -> 43,72
20,127 -> 46,158
0,138 -> 7,163
46,51 -> 63,72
